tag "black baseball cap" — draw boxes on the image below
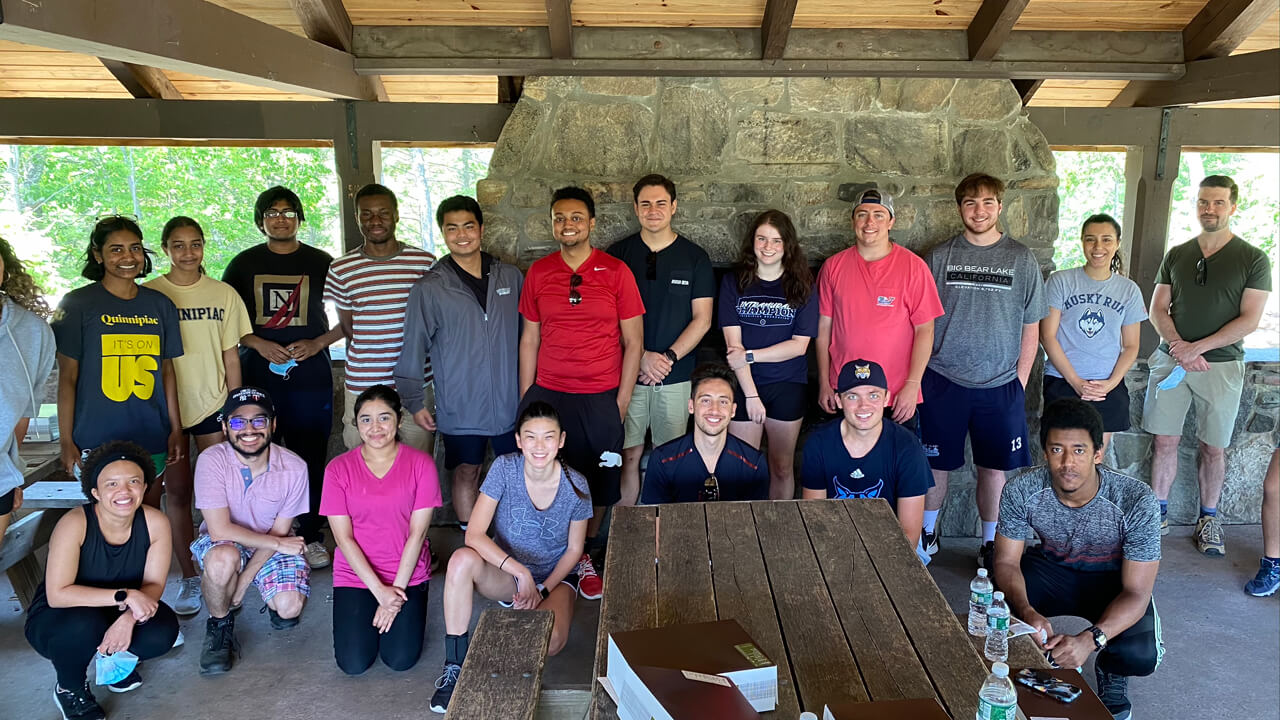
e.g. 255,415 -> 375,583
836,359 -> 889,393
221,386 -> 275,421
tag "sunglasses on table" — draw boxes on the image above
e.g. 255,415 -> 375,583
227,415 -> 271,431
569,273 -> 583,305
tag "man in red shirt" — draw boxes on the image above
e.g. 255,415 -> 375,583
518,186 -> 645,599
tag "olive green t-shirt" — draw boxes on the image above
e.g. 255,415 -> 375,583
1156,236 -> 1272,362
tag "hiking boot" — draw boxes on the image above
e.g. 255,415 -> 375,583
53,681 -> 104,720
173,576 -> 203,616
429,662 -> 462,713
199,614 -> 237,675
1095,666 -> 1132,719
1194,515 -> 1225,556
107,669 -> 143,693
977,541 -> 995,569
262,604 -> 299,630
922,529 -> 939,556
304,541 -> 331,569
575,553 -> 603,600
1245,558 -> 1280,597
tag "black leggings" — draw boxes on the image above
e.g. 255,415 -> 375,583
332,583 -> 429,675
1020,550 -> 1164,678
25,603 -> 180,688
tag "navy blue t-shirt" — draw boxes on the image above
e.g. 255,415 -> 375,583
717,273 -> 818,386
800,418 -> 932,507
641,433 -> 769,504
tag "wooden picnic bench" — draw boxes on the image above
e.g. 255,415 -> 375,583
2,443 -> 86,608
592,499 -> 1049,719
445,608 -> 555,720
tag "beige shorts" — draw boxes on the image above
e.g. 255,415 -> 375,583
1141,349 -> 1244,449
623,381 -> 691,449
341,383 -> 435,454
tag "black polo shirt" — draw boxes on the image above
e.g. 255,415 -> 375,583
641,433 -> 770,504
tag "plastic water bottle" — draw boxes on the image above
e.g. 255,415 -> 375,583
984,591 -> 1010,662
976,661 -> 1019,720
968,568 -> 994,636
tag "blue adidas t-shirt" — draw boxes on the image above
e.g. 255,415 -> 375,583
717,273 -> 817,386
641,433 -> 769,504
800,418 -> 932,507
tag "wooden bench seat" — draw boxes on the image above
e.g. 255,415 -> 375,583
0,510 -> 61,607
445,608 -> 554,720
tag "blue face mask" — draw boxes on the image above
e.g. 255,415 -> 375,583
94,649 -> 139,686
268,358 -> 298,379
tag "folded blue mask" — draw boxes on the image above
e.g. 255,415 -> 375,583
1157,365 -> 1187,391
269,358 -> 298,379
94,649 -> 139,686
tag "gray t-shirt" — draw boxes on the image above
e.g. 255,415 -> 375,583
480,453 -> 594,582
926,233 -> 1048,389
998,465 -> 1161,573
1045,268 -> 1148,380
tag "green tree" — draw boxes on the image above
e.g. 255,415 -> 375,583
380,147 -> 493,256
1052,150 -> 1126,273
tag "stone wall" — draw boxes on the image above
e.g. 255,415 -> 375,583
476,76 -> 1061,268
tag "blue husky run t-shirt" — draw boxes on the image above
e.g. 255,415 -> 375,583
717,274 -> 818,386
800,418 -> 932,507
51,283 -> 184,455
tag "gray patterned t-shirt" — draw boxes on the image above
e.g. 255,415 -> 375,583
481,453 -> 593,582
997,465 -> 1161,572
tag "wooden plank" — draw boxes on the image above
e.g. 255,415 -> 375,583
655,503 -> 716,627
545,0 -> 574,59
20,481 -> 89,509
1183,0 -> 1280,59
752,500 -> 868,711
761,0 -> 800,59
705,501 -> 801,719
98,60 -> 183,99
0,0 -> 374,99
847,499 -> 990,720
1016,0 -> 1207,31
446,609 -> 553,720
591,505 -> 656,720
0,510 -> 55,573
288,0 -> 389,101
800,500 -> 937,702
1112,48 -> 1280,106
968,0 -> 1030,60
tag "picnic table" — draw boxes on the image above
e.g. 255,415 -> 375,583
1,442 -> 86,608
591,499 -> 1049,719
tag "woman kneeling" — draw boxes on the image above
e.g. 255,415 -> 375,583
25,441 -> 179,720
429,401 -> 592,714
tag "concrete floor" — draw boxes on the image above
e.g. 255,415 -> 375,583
1,524 -> 1276,719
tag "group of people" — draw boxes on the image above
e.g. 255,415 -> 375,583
0,166 -> 1272,720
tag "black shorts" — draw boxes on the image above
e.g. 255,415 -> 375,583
0,487 -> 15,515
1042,375 -> 1131,433
442,432 -> 518,470
732,381 -> 807,422
518,384 -> 623,507
184,410 -> 222,436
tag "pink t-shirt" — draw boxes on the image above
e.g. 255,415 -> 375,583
817,243 -> 944,403
193,442 -> 310,534
319,445 -> 442,589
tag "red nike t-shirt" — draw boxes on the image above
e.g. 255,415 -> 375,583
519,248 -> 645,394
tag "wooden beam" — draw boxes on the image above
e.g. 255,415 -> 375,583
0,0 -> 374,100
1012,78 -> 1043,105
545,0 -> 573,59
761,0 -> 799,60
1111,49 -> 1280,107
967,0 -> 1030,61
1183,0 -> 1280,60
98,59 -> 182,100
1029,107 -> 1279,148
288,0 -> 388,101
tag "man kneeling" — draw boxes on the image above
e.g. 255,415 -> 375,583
431,401 -> 593,713
192,387 -> 311,675
993,399 -> 1164,720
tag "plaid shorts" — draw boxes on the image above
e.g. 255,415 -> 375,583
190,534 -> 310,603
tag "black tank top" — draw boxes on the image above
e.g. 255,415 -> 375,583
27,505 -> 151,618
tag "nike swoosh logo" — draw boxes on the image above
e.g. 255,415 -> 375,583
594,266 -> 606,271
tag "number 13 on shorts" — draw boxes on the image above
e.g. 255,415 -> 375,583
1010,436 -> 1023,452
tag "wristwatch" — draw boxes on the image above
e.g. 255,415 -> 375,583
1087,625 -> 1108,651
114,589 -> 128,604
745,351 -> 755,365
662,348 -> 677,363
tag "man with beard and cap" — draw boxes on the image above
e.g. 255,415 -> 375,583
191,386 -> 310,675
639,363 -> 768,505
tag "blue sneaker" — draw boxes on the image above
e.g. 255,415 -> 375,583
1245,559 -> 1280,597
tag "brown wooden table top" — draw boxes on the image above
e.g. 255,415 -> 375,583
591,499 -> 1048,719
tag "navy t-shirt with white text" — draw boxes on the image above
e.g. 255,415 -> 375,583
717,274 -> 818,386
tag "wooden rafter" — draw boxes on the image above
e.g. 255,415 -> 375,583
1111,49 -> 1279,107
288,0 -> 388,101
98,59 -> 182,100
1183,0 -> 1280,60
1011,79 -> 1043,105
761,0 -> 800,60
967,0 -> 1031,61
545,0 -> 573,59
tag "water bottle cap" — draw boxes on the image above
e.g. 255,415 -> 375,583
993,590 -> 1004,600
977,568 -> 988,577
799,713 -> 819,720
992,662 -> 1009,677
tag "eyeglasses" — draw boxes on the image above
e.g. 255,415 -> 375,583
263,209 -> 299,220
569,273 -> 583,305
94,213 -> 139,225
646,251 -> 658,281
227,415 -> 271,431
700,475 -> 720,502
1196,257 -> 1207,286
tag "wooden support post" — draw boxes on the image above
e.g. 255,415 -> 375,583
1122,111 -> 1183,355
99,60 -> 183,100
334,101 -> 376,252
968,0 -> 1031,61
545,0 -> 573,59
761,0 -> 800,60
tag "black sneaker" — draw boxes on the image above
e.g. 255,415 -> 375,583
1095,666 -> 1132,719
977,541 -> 995,569
53,681 -> 104,720
429,662 -> 462,713
107,668 -> 143,693
922,529 -> 939,556
199,614 -> 237,675
262,604 -> 300,630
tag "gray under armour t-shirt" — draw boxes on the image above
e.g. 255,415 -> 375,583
480,453 -> 594,582
997,465 -> 1161,573
926,233 -> 1048,389
1044,267 -> 1148,381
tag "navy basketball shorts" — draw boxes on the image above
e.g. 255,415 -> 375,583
918,368 -> 1032,472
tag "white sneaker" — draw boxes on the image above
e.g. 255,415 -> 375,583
173,576 -> 203,616
304,541 -> 331,569
172,630 -> 185,648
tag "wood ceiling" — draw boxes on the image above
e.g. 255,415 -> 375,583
0,0 -> 1274,107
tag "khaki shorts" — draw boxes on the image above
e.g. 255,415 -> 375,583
1141,349 -> 1244,449
341,383 -> 435,455
623,381 -> 691,449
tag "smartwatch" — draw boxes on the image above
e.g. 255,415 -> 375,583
1087,625 -> 1108,651
662,348 -> 677,364
538,584 -> 550,600
114,589 -> 128,604
745,351 -> 755,365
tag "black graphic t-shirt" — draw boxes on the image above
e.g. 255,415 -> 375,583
222,242 -> 333,387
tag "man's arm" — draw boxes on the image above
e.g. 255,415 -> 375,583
672,296 -> 713,361
1185,287 -> 1269,357
895,495 -> 924,548
1016,321 -> 1039,389
816,314 -> 837,413
617,316 -> 644,420
394,284 -> 433,416
202,505 -> 303,554
892,320 -> 934,422
1044,558 -> 1160,669
991,533 -> 1053,644
1147,284 -> 1179,344
232,513 -> 301,604
518,318 -> 541,398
